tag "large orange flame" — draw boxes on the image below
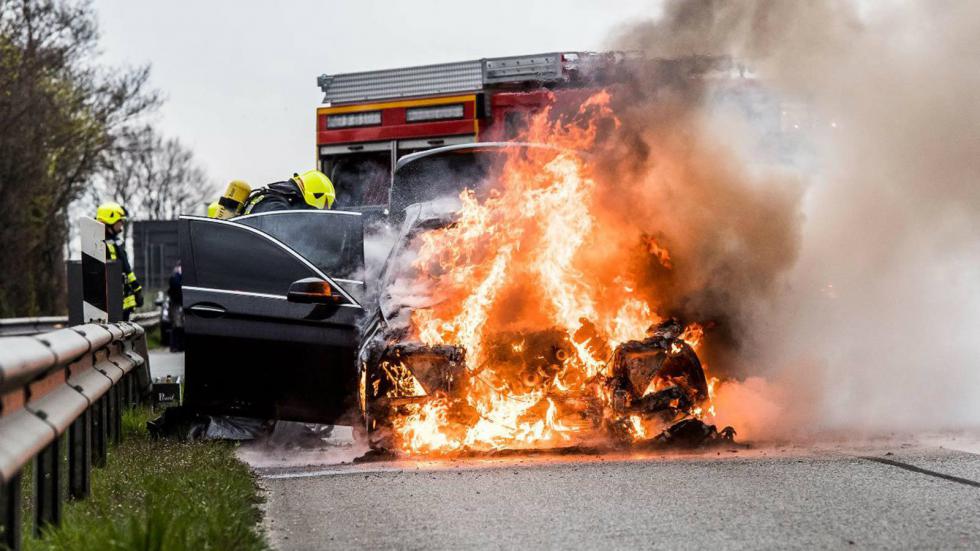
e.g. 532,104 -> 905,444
389,91 -> 715,453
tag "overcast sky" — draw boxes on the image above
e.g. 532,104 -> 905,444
91,0 -> 661,189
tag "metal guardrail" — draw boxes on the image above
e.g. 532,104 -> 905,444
0,317 -> 69,337
0,311 -> 160,337
0,321 -> 151,550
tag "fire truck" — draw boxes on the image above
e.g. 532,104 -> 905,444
314,52 -> 619,212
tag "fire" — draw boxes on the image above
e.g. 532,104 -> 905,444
381,91 -> 724,454
644,235 -> 673,270
681,323 -> 704,349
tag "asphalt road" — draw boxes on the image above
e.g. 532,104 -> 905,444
148,349 -> 184,381
247,436 -> 980,550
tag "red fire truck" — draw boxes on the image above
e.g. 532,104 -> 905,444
314,52 -> 620,211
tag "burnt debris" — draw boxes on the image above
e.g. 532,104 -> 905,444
364,317 -> 734,453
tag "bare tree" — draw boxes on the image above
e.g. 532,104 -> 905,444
0,0 -> 159,316
94,125 -> 214,221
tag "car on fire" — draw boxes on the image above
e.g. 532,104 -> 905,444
178,143 -> 728,452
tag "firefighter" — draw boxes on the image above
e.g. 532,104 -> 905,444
96,202 -> 143,320
242,170 -> 335,214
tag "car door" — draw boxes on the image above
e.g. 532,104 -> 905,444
179,210 -> 365,424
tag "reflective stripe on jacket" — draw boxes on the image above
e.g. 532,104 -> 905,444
106,239 -> 141,312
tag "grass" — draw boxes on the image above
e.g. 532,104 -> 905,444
144,325 -> 163,350
18,407 -> 268,551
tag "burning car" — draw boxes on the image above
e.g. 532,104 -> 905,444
356,140 -> 733,454
178,99 -> 733,453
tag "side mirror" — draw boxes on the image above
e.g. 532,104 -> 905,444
287,277 -> 340,304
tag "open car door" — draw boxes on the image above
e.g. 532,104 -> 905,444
179,210 -> 365,424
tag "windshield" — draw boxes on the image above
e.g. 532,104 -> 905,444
324,152 -> 391,209
390,149 -> 510,216
380,144 -> 582,323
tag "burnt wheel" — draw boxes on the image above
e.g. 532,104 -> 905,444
659,341 -> 709,401
354,359 -> 397,451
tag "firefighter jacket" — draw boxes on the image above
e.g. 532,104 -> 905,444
242,180 -> 313,214
105,237 -> 143,315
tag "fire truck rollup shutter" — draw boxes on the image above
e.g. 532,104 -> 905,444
318,60 -> 483,104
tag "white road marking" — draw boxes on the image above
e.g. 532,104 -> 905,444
262,466 -> 403,480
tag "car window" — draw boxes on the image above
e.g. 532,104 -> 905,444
323,152 -> 391,208
236,211 -> 365,281
189,220 -> 318,295
390,151 -> 502,215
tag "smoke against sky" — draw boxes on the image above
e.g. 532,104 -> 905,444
610,0 -> 980,435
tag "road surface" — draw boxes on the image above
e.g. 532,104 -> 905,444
152,348 -> 980,548
148,349 -> 184,381
245,434 -> 980,549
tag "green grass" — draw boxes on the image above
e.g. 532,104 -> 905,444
19,407 -> 268,551
144,325 -> 163,350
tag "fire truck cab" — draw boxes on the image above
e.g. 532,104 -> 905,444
315,52 -> 611,214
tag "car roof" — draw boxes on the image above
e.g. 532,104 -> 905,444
394,141 -> 572,172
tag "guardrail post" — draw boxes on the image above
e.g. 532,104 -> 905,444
34,439 -> 62,535
105,387 -> 116,445
107,386 -> 120,445
123,373 -> 132,408
139,371 -> 146,406
131,373 -> 138,407
115,382 -> 123,441
68,410 -> 91,500
128,371 -> 139,408
66,260 -> 84,327
1,472 -> 22,551
92,396 -> 107,468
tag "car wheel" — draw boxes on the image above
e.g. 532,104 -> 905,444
353,360 -> 396,450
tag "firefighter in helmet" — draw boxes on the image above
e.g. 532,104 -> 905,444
96,202 -> 143,320
242,170 -> 335,214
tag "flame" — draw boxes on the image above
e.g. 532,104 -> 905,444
681,323 -> 705,349
644,235 -> 674,270
386,91 -> 720,454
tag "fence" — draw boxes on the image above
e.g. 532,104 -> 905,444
131,219 -> 180,295
0,321 -> 151,550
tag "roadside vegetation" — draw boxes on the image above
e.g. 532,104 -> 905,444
0,0 -> 213,318
144,324 -> 163,350
21,407 -> 268,551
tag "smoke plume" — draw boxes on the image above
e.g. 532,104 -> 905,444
607,0 -> 980,436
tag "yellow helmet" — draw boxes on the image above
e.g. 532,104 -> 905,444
96,202 -> 127,225
292,170 -> 335,209
207,201 -> 220,218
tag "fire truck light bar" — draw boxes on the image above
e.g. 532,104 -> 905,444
405,104 -> 465,123
327,111 -> 381,129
